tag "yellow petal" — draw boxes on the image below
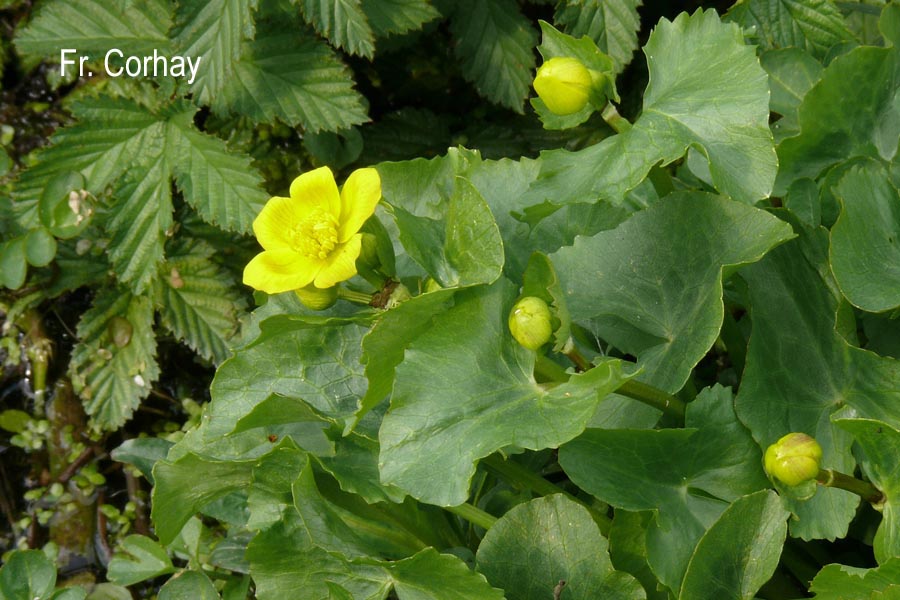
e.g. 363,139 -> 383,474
290,166 -> 341,218
313,234 -> 362,288
243,248 -> 321,294
253,196 -> 304,251
338,168 -> 381,243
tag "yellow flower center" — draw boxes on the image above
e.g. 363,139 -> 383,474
292,208 -> 339,260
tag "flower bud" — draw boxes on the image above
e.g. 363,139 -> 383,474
295,284 -> 338,310
385,283 -> 411,309
764,432 -> 823,487
509,296 -> 553,351
533,57 -> 593,116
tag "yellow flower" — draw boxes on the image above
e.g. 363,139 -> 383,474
243,166 -> 381,294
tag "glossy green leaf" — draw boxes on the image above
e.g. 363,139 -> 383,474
0,550 -> 56,600
725,0 -> 854,58
15,0 -> 171,58
68,289 -> 159,429
107,535 -> 175,586
449,0 -> 537,113
835,418 -> 900,563
214,23 -> 368,133
735,219 -> 900,540
559,385 -> 769,592
476,494 -> 644,600
171,0 -> 256,103
775,45 -> 900,194
387,176 -> 504,288
154,239 -> 244,364
380,280 -> 639,506
529,10 -> 776,206
207,319 -> 368,442
761,48 -> 823,142
299,0 -> 375,57
157,571 -> 220,600
385,548 -> 505,599
554,0 -> 642,74
608,511 -> 667,600
0,237 -> 27,289
679,491 -> 788,600
151,453 -> 256,545
830,162 -> 900,312
550,192 -> 794,392
811,558 -> 900,599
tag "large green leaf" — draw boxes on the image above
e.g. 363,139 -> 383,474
151,452 -> 256,545
554,0 -> 642,73
559,385 -> 770,592
734,219 -> 900,540
362,0 -> 440,37
774,45 -> 900,194
167,105 -> 268,233
298,0 -> 375,57
171,0 -> 256,103
679,491 -> 788,600
386,177 -> 504,288
549,192 -> 793,392
811,559 -> 900,599
207,319 -> 369,442
15,0 -> 171,58
68,289 -> 159,429
106,150 -> 171,293
214,24 -> 368,133
476,495 -> 645,600
835,418 -> 900,563
154,239 -> 244,364
248,524 -> 501,599
830,162 -> 900,312
760,48 -> 823,142
379,280 -> 638,506
11,97 -> 163,226
449,0 -> 537,112
725,0 -> 854,58
528,9 -> 776,206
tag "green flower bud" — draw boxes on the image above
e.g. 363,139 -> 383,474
764,432 -> 823,487
533,57 -> 593,116
509,296 -> 553,351
295,284 -> 339,310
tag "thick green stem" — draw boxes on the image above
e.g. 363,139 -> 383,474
534,354 -> 569,383
19,310 -> 51,416
482,454 -> 611,535
817,469 -> 884,505
601,104 -> 631,134
444,502 -> 497,531
616,379 -> 686,421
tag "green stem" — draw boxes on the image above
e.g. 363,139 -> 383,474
534,354 -> 569,383
444,502 -> 497,531
601,104 -> 631,134
19,310 -> 51,416
817,469 -> 884,505
336,287 -> 373,305
616,379 -> 686,422
564,347 -> 591,372
482,454 -> 610,535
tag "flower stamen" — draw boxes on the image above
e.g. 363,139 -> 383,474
292,208 -> 339,260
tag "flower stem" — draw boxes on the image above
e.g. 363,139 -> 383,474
482,454 -> 611,535
816,469 -> 884,505
601,104 -> 631,134
616,380 -> 686,422
336,287 -> 373,305
444,502 -> 497,530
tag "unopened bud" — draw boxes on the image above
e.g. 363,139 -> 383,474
764,433 -> 822,487
533,57 -> 594,116
509,296 -> 553,351
295,284 -> 338,311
